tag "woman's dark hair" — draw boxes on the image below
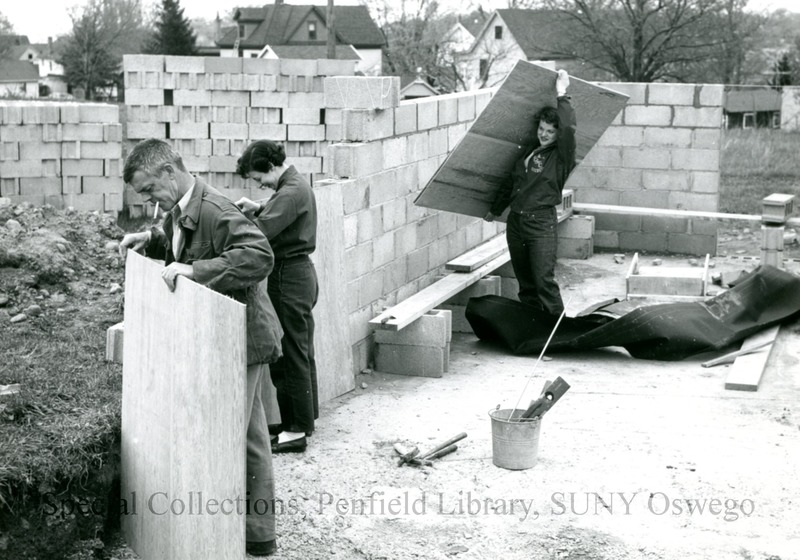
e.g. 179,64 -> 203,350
236,140 -> 286,178
536,106 -> 560,129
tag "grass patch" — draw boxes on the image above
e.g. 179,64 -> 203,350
720,129 -> 800,214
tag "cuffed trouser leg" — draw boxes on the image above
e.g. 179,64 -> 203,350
246,363 -> 276,542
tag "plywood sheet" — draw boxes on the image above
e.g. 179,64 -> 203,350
415,60 -> 629,220
121,251 -> 246,560
311,181 -> 355,401
725,326 -> 780,391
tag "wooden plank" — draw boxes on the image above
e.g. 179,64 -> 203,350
121,252 -> 246,560
415,60 -> 628,220
310,181 -> 355,401
370,251 -> 511,331
446,234 -> 507,272
724,326 -> 780,391
574,202 -> 775,224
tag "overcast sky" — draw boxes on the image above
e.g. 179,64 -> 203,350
5,0 -> 799,44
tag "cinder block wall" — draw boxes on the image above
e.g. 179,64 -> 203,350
322,82 -> 504,370
122,54 -> 356,215
0,101 -> 123,213
568,82 -> 724,256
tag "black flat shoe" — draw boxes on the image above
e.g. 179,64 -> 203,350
246,539 -> 277,556
271,436 -> 307,454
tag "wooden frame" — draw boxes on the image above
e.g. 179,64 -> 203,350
626,252 -> 710,300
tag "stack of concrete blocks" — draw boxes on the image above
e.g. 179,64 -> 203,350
323,78 -> 502,371
760,193 -> 795,268
556,214 -> 596,259
374,309 -> 452,377
0,101 -> 123,213
122,54 -> 356,216
106,321 -> 125,363
568,82 -> 724,256
439,276 -> 501,333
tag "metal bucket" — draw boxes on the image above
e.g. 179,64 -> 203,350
489,408 -> 541,470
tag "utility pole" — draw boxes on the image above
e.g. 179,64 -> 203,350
326,0 -> 335,59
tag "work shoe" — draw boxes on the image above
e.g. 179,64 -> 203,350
272,436 -> 307,454
246,539 -> 277,557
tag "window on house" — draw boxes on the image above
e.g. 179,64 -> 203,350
28,53 -> 33,59
743,112 -> 755,129
308,21 -> 317,40
494,26 -> 503,39
238,24 -> 246,38
772,112 -> 781,128
479,58 -> 488,77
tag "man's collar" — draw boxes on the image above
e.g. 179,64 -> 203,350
174,177 -> 202,231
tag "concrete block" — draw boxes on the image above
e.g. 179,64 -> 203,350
123,54 -> 164,72
324,76 -> 400,110
442,304 -> 474,334
699,84 -> 725,107
0,160 -> 48,177
83,177 -> 123,195
620,189 -> 669,208
557,215 -> 595,239
329,142 -> 384,177
104,124 -> 123,142
242,57 -> 281,75
165,55 -> 205,73
342,109 -> 395,141
500,277 -> 520,301
382,136 -> 407,169
618,232 -> 668,253
205,57 -> 241,73
760,249 -> 783,268
438,96 -> 458,125
593,230 -> 619,249
287,125 -> 325,141
1,125 -> 41,142
395,103 -> 417,135
691,171 -> 720,193
671,149 -> 719,172
19,141 -> 60,160
287,92 -> 326,108
647,83 -> 695,106
62,159 -> 104,176
457,94 -> 476,122
210,123 -> 249,139
22,105 -> 59,124
673,107 -> 723,128
61,176 -> 81,194
622,147 -> 670,170
80,142 -> 122,159
42,124 -> 62,142
293,156 -> 322,174
375,343 -> 446,377
428,127 -> 449,157
127,122 -> 167,139
1,104 -> 23,124
210,90 -> 250,107
643,127 -> 692,148
248,107 -> 283,124
624,106 -> 672,126
284,107 -> 322,125
249,124 -> 287,141
171,122 -> 209,139
642,170 -> 690,191
1,142 -> 19,160
19,177 -> 61,197
280,58 -> 317,76
582,147 -> 622,167
598,125 -> 644,147
692,129 -> 721,150
667,233 -> 717,256
209,156 -> 239,172
317,59 -> 356,76
104,191 -> 123,213
250,91 -> 289,108
475,90 -> 493,116
416,98 -> 438,129
125,88 -> 165,106
557,237 -> 593,259
61,123 -> 104,142
63,193 -> 105,212
641,215 -> 688,234
173,90 -> 212,106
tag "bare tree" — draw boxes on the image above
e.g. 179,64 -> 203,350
60,0 -> 149,99
0,11 -> 16,60
536,0 -> 733,82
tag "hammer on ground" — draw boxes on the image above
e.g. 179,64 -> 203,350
394,443 -> 428,467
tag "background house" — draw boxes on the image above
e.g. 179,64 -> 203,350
456,9 -> 609,90
0,60 -> 39,97
216,1 -> 386,75
724,87 -> 782,129
1,34 -> 68,97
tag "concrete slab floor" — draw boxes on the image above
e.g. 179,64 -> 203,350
268,253 -> 800,560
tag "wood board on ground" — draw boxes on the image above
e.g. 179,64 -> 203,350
414,60 -> 629,221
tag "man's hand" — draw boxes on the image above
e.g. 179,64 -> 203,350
119,231 -> 151,257
161,262 -> 194,292
235,197 -> 261,219
556,69 -> 570,97
484,211 -> 496,222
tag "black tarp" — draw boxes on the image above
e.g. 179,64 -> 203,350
465,265 -> 800,360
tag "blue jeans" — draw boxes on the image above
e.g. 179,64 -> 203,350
506,208 -> 564,316
267,256 -> 318,434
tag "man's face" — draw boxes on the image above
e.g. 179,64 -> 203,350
248,168 -> 282,189
538,120 -> 558,147
129,167 -> 179,210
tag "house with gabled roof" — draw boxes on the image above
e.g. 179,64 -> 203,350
0,60 -> 40,97
1,34 -> 68,97
456,9 -> 608,90
216,1 -> 386,75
